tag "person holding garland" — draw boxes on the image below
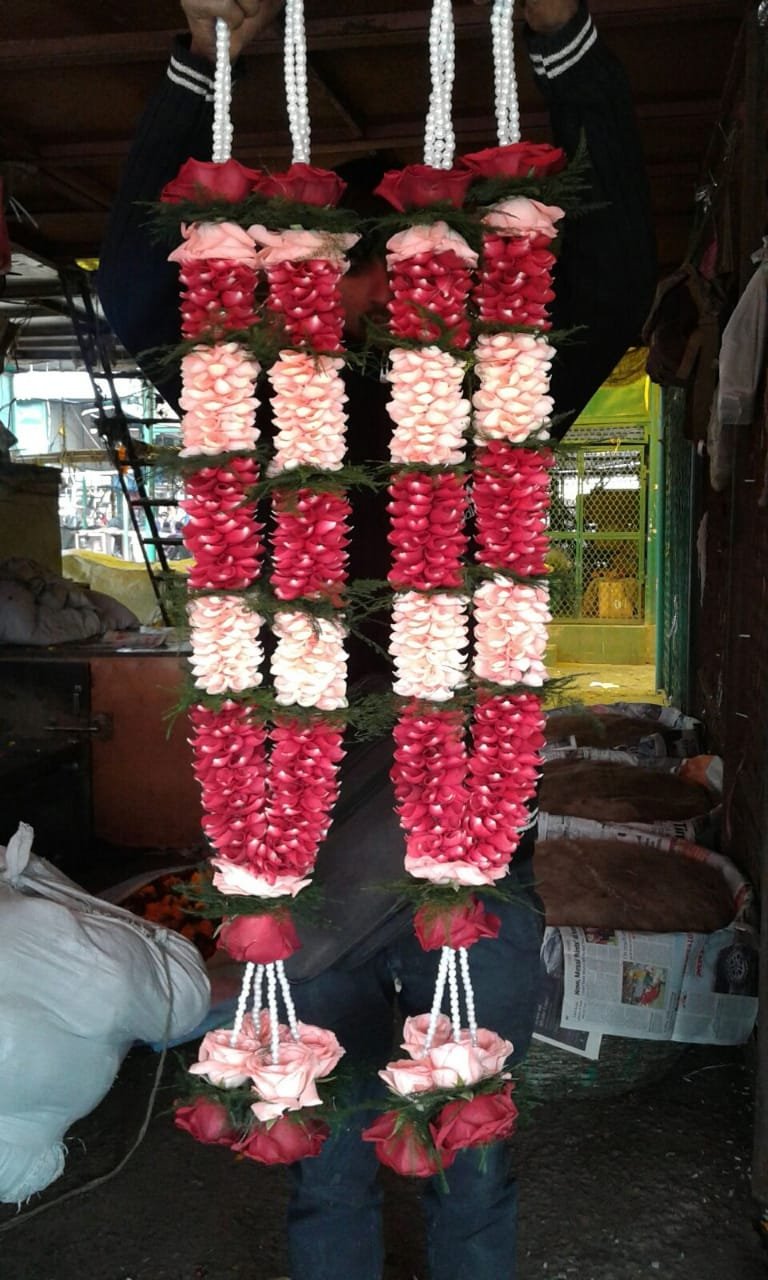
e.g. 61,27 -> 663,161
98,2 -> 655,1278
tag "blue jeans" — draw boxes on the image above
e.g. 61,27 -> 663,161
286,887 -> 544,1280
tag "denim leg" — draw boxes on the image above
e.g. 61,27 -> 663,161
392,884 -> 544,1280
286,955 -> 397,1280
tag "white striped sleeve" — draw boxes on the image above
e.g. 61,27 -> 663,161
167,53 -> 215,102
528,11 -> 596,81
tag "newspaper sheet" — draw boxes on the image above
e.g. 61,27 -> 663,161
550,922 -> 758,1047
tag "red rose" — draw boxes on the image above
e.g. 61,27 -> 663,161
413,896 -> 501,951
174,1097 -> 237,1146
374,164 -> 473,212
251,163 -> 347,206
430,1084 -> 518,1154
459,143 -> 566,179
160,156 -> 265,204
217,910 -> 301,964
362,1111 -> 455,1178
232,1115 -> 329,1164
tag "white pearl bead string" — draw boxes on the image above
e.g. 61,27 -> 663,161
230,960 -> 255,1043
213,18 -> 234,163
424,947 -> 451,1052
276,960 -> 300,1041
491,0 -> 521,146
447,947 -> 461,1041
424,0 -> 456,170
266,962 -> 281,1063
284,0 -> 311,164
458,946 -> 479,1047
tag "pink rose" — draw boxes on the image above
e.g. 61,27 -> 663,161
217,911 -> 301,964
362,1112 -> 454,1178
403,853 -> 509,887
248,1041 -> 324,1121
188,1026 -> 260,1089
295,1022 -> 345,1078
426,1027 -> 513,1089
161,156 -> 265,204
385,222 -> 478,266
482,197 -> 564,240
374,164 -> 473,212
460,142 -> 566,179
430,1084 -> 518,1153
401,1013 -> 452,1058
251,163 -> 347,206
232,1115 -> 329,1164
173,1097 -> 237,1146
211,857 -> 312,898
378,1057 -> 438,1097
168,220 -> 261,265
413,896 -> 501,951
249,225 -> 358,266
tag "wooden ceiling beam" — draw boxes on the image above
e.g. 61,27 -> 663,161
0,2 -> 743,69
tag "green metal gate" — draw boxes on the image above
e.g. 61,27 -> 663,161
548,426 -> 649,622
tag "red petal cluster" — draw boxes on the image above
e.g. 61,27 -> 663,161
232,1115 -> 330,1163
387,470 -> 468,590
374,164 -> 472,213
271,488 -> 351,602
392,704 -> 471,863
181,458 -> 264,591
161,156 -> 264,205
430,1084 -> 518,1152
473,442 -> 554,578
252,163 -> 346,206
217,910 -> 301,963
413,896 -> 501,951
190,701 -> 268,864
179,259 -> 259,339
388,250 -> 474,347
474,234 -> 556,329
465,692 -> 545,867
362,1112 -> 453,1177
266,259 -> 345,349
256,720 -> 346,880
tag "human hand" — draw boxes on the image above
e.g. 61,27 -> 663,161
181,0 -> 284,62
517,0 -> 579,33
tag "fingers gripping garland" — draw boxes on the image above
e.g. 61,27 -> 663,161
360,0 -> 566,1174
168,6 -> 356,1165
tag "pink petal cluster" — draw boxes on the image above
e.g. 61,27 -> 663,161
386,225 -> 477,346
190,701 -> 267,863
189,1014 -> 344,1121
391,695 -> 545,881
272,613 -> 348,709
473,442 -> 554,577
390,592 -> 469,700
264,259 -> 346,350
464,691 -> 545,860
392,704 -> 471,864
249,226 -> 358,267
472,580 -> 550,687
473,332 -> 555,442
170,220 -> 262,265
387,347 -> 470,465
180,343 -> 261,456
380,1017 -> 512,1095
211,858 -> 311,897
250,719 -> 344,879
474,235 -> 557,329
177,259 -> 260,339
271,488 -> 351,602
387,470 -> 468,590
482,197 -> 564,241
181,458 -> 264,591
187,594 -> 265,693
270,351 -> 348,471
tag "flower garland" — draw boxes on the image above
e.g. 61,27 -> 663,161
359,0 -> 568,1175
163,5 -> 364,1165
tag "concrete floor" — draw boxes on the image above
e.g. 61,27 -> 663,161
547,663 -> 663,706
